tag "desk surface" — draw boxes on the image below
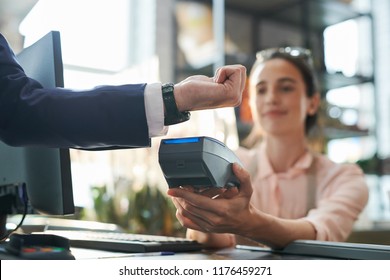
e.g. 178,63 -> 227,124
3,216 -> 390,260
70,239 -> 390,260
2,240 -> 389,260
70,247 -> 335,260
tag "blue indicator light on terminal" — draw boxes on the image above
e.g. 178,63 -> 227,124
163,137 -> 200,144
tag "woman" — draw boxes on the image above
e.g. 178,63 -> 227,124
167,47 -> 369,249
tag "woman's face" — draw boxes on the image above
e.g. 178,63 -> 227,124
251,58 -> 316,138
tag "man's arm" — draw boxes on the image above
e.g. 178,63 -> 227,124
1,34 -> 150,149
1,33 -> 245,149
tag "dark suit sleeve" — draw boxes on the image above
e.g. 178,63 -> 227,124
0,34 -> 151,149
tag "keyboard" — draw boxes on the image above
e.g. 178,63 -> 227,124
41,230 -> 204,253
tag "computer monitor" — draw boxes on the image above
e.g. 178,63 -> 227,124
0,31 -> 74,216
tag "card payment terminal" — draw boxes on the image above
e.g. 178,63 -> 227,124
158,136 -> 242,188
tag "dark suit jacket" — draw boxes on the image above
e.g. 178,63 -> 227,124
0,34 -> 151,149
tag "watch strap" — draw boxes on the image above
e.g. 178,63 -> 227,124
162,83 -> 190,125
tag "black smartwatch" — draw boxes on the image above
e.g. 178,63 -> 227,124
162,83 -> 190,125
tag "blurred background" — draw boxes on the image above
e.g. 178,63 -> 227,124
1,0 -> 390,243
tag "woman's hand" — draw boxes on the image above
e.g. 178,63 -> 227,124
168,162 -> 317,249
167,162 -> 254,236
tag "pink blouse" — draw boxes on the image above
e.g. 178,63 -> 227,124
236,143 -> 369,242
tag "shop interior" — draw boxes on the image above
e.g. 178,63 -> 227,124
1,0 -> 390,251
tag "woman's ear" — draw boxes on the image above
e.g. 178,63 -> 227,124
308,92 -> 320,115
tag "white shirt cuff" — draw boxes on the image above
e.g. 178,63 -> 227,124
144,83 -> 168,137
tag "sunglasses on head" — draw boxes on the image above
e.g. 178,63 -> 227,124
256,46 -> 313,66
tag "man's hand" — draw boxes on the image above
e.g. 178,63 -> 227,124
174,64 -> 246,112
